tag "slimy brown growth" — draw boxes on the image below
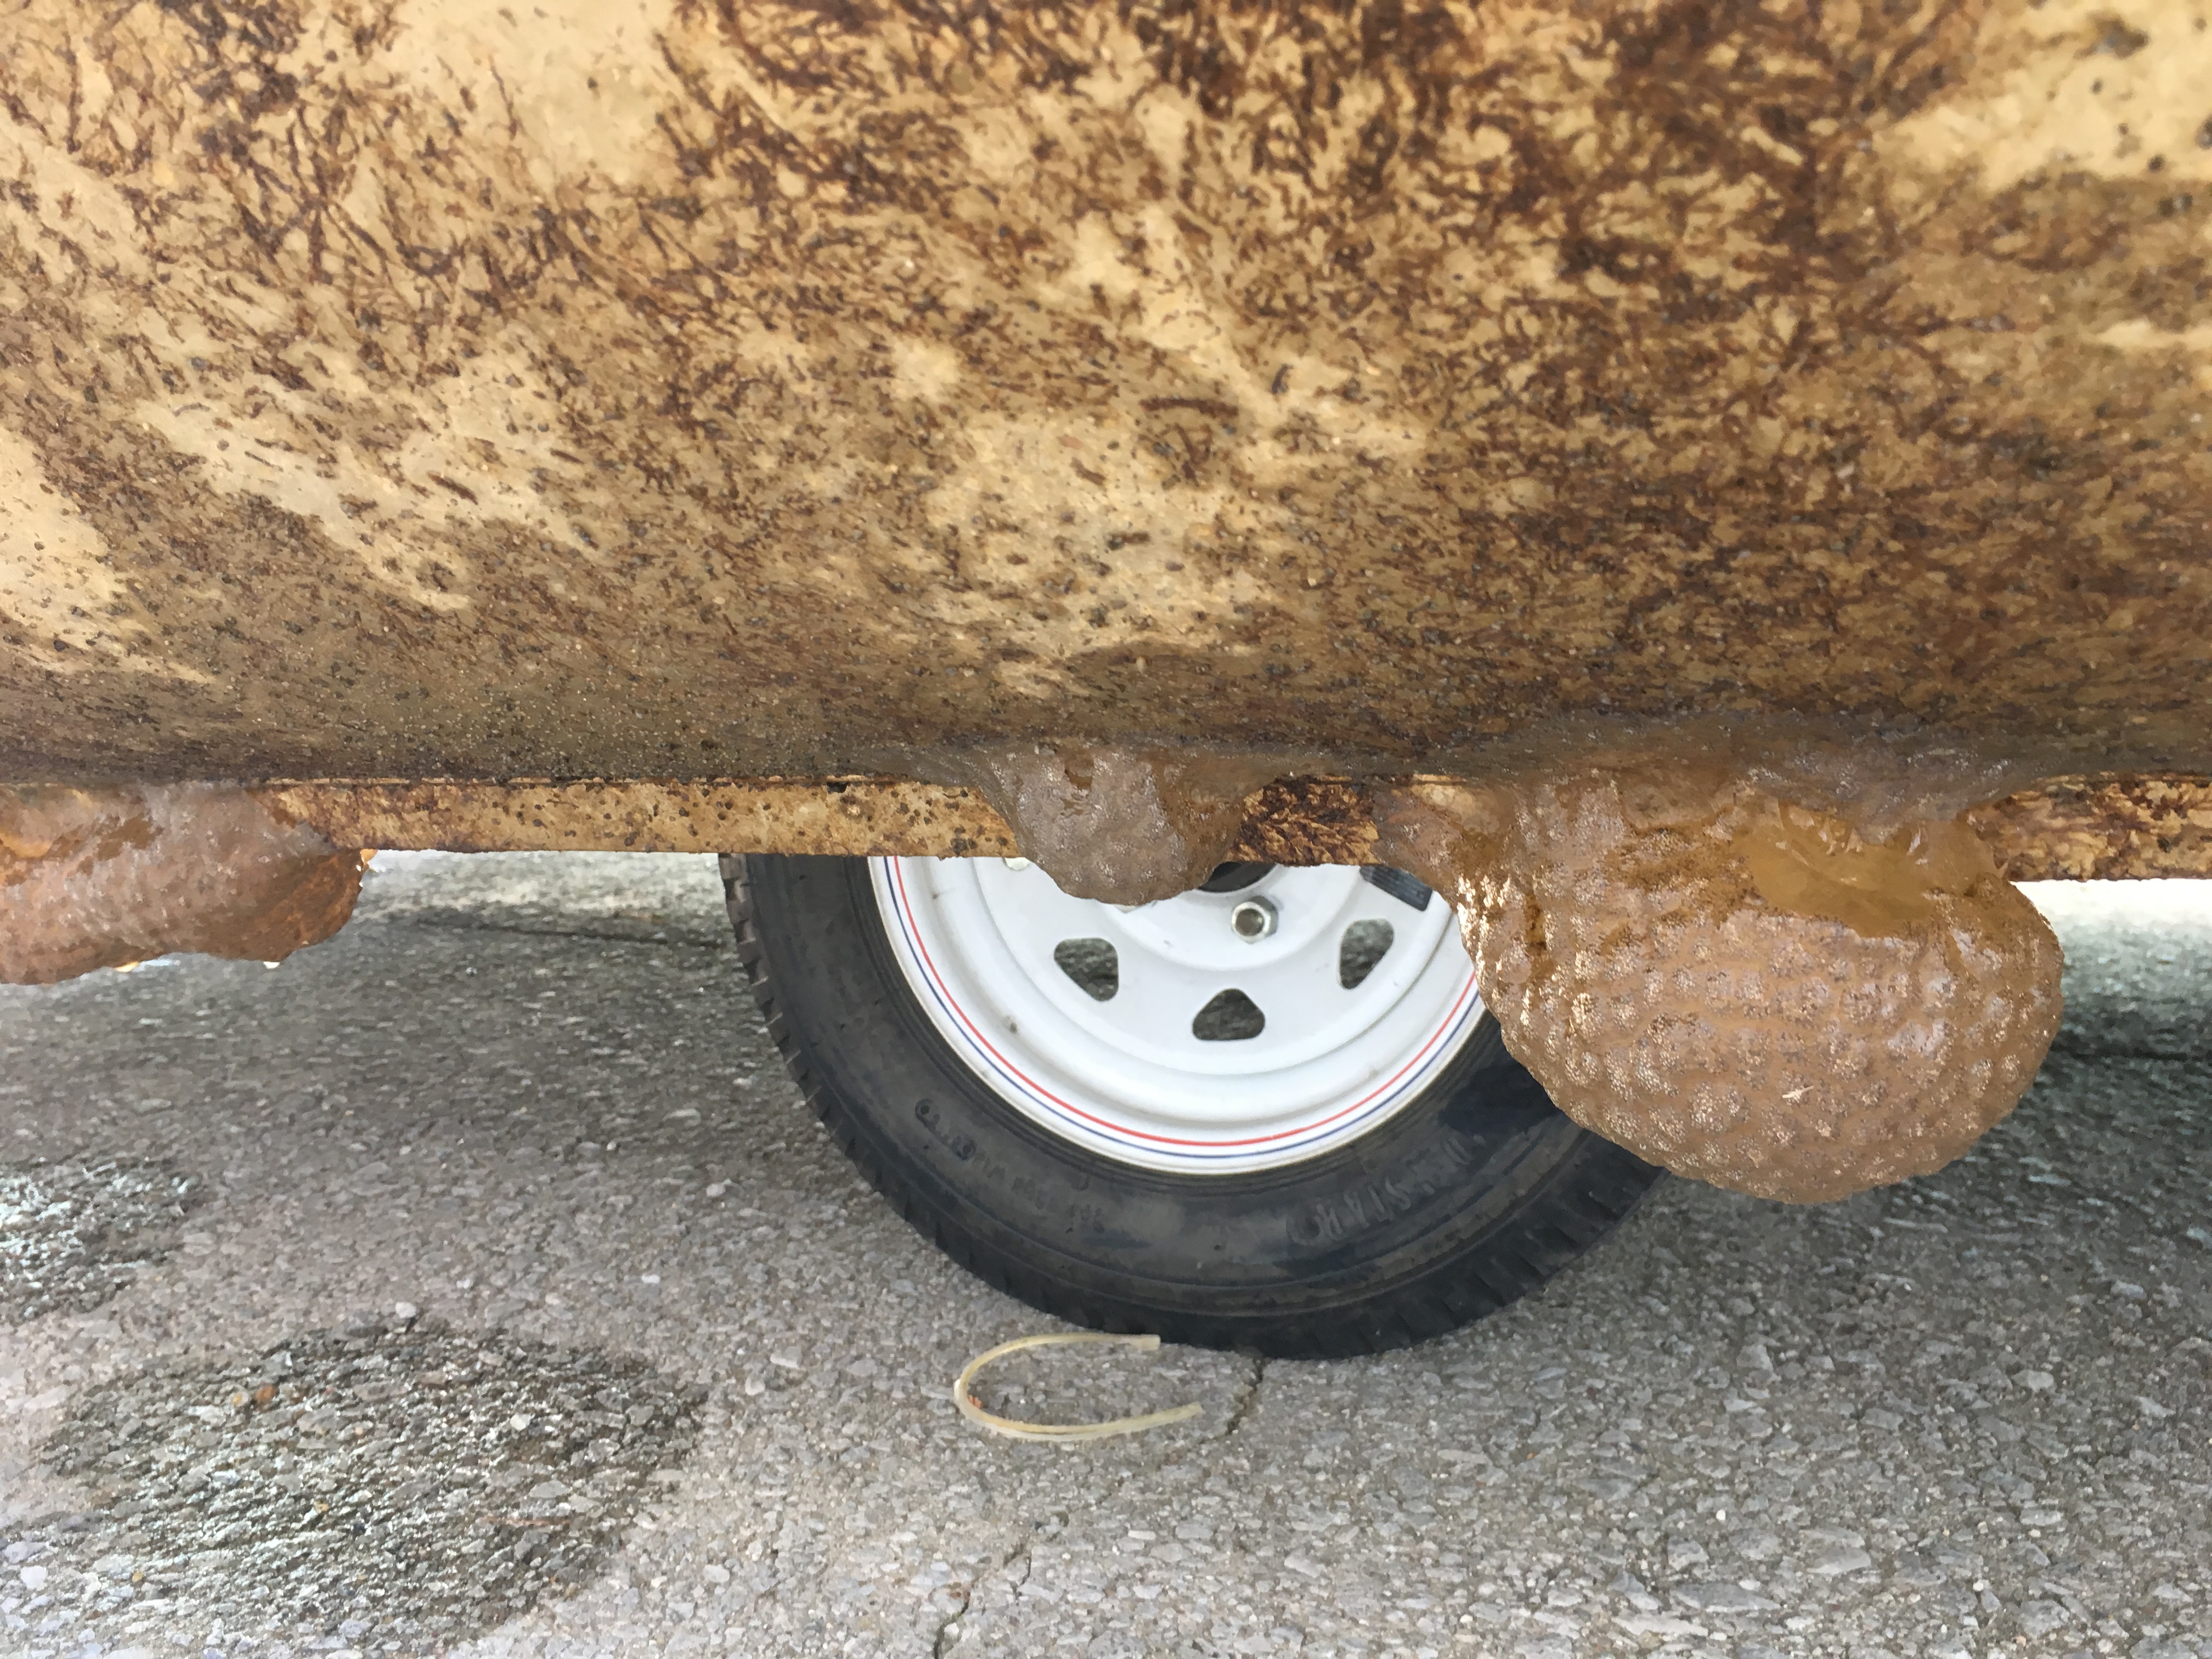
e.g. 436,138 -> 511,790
924,743 -> 1297,905
1379,772 -> 2064,1203
0,785 -> 365,984
908,729 -> 2067,1205
0,0 -> 2194,1215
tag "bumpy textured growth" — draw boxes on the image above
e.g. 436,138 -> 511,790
1387,775 -> 2064,1203
935,743 -> 1289,904
0,783 -> 365,983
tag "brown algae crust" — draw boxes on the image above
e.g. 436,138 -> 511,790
1377,773 -> 2064,1203
918,742 -> 1307,904
0,785 -> 365,984
2,0 -> 2210,787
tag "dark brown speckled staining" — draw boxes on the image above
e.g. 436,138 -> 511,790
0,0 -> 2205,787
3,0 -> 2207,1200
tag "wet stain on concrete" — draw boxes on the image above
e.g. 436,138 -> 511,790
15,1319 -> 702,1654
0,1159 -> 198,1326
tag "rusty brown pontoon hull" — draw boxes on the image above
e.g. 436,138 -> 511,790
2,0 -> 2208,803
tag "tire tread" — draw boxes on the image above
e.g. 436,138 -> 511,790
720,853 -> 1661,1359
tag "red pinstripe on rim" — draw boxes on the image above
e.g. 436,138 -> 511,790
876,857 -> 1484,1170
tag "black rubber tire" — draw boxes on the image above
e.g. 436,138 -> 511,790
722,854 -> 1662,1359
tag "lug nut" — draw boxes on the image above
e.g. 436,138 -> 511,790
1230,896 -> 1278,941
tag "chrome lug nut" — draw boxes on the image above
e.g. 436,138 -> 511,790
1229,896 -> 1278,941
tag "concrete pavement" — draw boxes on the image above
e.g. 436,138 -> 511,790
1,854 -> 2207,1659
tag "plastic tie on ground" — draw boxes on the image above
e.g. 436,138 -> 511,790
952,1332 -> 1201,1442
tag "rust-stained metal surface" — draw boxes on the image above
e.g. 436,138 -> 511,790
0,784 -> 364,984
2,0 -> 2210,792
256,772 -> 2212,881
1967,775 -> 2212,881
255,777 -> 1026,859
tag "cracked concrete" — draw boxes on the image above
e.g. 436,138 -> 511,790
933,1533 -> 1034,1659
1221,1359 -> 1269,1444
0,853 -> 2208,1657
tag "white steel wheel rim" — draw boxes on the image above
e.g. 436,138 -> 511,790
872,857 -> 1485,1175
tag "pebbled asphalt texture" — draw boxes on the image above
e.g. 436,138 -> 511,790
1,853 -> 2208,1659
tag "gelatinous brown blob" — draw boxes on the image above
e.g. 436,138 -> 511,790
1378,774 -> 2063,1203
925,744 -> 1294,905
0,785 -> 365,985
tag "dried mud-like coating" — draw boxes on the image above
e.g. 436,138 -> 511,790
1381,777 -> 2064,1203
1970,775 -> 2212,881
2,0 -> 2211,787
926,743 -> 1293,904
0,783 -> 364,984
237,770 -> 2212,880
253,776 -> 1029,860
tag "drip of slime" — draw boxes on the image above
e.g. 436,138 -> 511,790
0,784 -> 366,985
925,742 -> 1296,905
1375,770 -> 2063,1203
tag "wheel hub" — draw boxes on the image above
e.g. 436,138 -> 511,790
871,857 -> 1486,1173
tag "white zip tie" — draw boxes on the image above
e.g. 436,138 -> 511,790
953,1332 -> 1201,1442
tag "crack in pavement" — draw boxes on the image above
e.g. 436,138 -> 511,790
1218,1355 -> 1267,1440
934,1531 -> 1034,1656
929,1584 -> 969,1656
